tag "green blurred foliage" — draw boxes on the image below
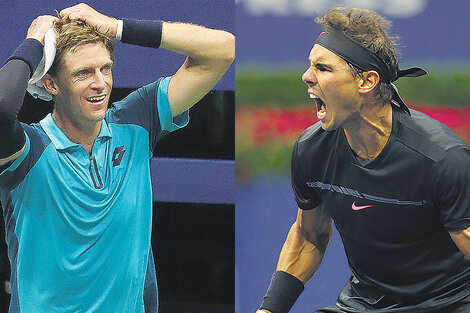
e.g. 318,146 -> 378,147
236,70 -> 308,108
236,136 -> 295,178
236,69 -> 470,108
394,69 -> 470,107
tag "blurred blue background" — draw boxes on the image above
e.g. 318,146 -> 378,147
236,0 -> 470,68
0,0 -> 234,90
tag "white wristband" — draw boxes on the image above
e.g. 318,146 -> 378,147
115,20 -> 123,40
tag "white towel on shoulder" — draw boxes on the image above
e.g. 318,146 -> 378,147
27,28 -> 56,101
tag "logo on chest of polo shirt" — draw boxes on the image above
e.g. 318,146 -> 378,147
112,146 -> 126,167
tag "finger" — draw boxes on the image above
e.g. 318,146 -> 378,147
35,15 -> 59,28
59,7 -> 80,19
66,12 -> 87,22
60,3 -> 93,19
59,7 -> 70,18
26,17 -> 57,44
61,9 -> 93,24
29,15 -> 56,29
39,15 -> 60,23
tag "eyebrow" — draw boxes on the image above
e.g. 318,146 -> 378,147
71,67 -> 93,75
71,62 -> 114,75
310,60 -> 333,70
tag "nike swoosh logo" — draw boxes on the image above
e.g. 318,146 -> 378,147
352,202 -> 374,211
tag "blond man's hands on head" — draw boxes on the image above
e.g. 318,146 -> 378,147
26,15 -> 59,45
59,3 -> 118,37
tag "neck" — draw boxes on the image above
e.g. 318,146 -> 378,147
52,110 -> 101,154
343,103 -> 393,160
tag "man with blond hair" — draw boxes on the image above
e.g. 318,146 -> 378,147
0,3 -> 234,312
257,7 -> 469,313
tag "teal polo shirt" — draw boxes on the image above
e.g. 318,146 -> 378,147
0,76 -> 189,312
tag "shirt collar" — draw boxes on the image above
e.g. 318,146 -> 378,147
39,113 -> 112,151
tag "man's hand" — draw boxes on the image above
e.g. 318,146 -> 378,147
26,15 -> 59,45
59,3 -> 118,37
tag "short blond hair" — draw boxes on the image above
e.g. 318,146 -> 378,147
48,18 -> 115,77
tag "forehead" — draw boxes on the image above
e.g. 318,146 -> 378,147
61,42 -> 113,71
308,44 -> 349,68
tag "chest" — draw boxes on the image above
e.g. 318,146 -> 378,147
54,139 -> 145,189
17,129 -> 152,215
304,152 -> 439,243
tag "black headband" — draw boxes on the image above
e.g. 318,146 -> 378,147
315,29 -> 428,114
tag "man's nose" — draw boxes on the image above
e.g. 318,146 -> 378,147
91,71 -> 107,90
302,67 -> 317,86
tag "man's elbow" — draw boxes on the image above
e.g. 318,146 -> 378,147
450,228 -> 470,259
215,32 -> 235,68
299,222 -> 333,255
224,32 -> 236,64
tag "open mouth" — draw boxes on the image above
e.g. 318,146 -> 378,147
310,94 -> 327,120
86,95 -> 106,104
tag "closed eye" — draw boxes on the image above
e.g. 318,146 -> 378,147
309,61 -> 331,72
315,64 -> 329,72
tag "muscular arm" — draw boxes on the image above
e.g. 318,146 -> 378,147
450,225 -> 470,258
257,206 -> 333,313
161,22 -> 235,116
277,206 -> 333,283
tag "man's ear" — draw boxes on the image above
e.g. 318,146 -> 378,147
41,74 -> 59,96
358,70 -> 380,94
